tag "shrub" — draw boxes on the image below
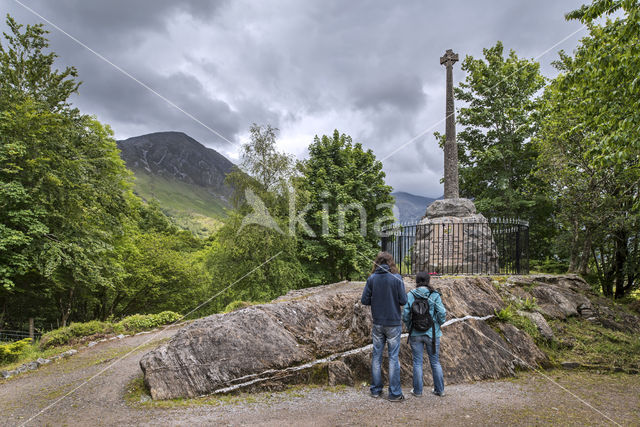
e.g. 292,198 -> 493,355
510,315 -> 541,341
40,311 -> 182,349
495,305 -> 515,322
116,311 -> 182,333
519,297 -> 538,311
223,301 -> 254,313
39,328 -> 73,349
68,320 -> 111,337
0,338 -> 32,363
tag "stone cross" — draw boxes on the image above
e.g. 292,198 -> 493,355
440,49 -> 459,199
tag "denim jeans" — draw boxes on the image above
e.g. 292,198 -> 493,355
409,335 -> 444,395
370,324 -> 403,397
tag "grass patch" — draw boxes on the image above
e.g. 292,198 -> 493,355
492,304 -> 543,344
222,300 -> 256,313
542,317 -> 640,369
124,375 -> 351,409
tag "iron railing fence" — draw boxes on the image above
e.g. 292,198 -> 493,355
0,329 -> 41,343
380,218 -> 529,275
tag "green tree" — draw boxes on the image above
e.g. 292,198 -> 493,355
238,123 -> 293,192
537,2 -> 640,297
450,41 -> 554,260
202,124 -> 306,310
0,16 -> 129,326
296,130 -> 394,283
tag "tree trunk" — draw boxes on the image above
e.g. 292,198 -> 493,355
578,234 -> 592,275
59,287 -> 74,327
593,246 -> 613,297
568,221 -> 581,273
614,229 -> 628,299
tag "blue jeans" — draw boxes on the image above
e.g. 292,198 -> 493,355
370,324 -> 403,397
409,335 -> 444,395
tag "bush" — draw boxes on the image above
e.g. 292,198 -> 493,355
40,311 -> 182,349
223,301 -> 254,313
0,338 -> 32,363
116,311 -> 182,332
39,328 -> 73,349
530,258 -> 568,274
68,320 -> 111,337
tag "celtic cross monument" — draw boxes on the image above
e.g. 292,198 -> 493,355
411,49 -> 499,274
441,49 -> 459,199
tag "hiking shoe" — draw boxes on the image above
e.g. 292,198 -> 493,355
410,388 -> 422,397
387,394 -> 405,402
432,389 -> 445,397
370,392 -> 382,398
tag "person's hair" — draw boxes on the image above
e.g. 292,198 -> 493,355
416,271 -> 432,289
370,251 -> 399,275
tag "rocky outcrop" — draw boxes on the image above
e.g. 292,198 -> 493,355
424,198 -> 477,218
140,276 -> 554,400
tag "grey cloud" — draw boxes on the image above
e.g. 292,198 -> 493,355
4,0 -> 588,197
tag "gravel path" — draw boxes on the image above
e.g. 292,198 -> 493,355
1,329 -> 638,426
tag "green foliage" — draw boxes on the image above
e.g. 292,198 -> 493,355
494,305 -> 541,342
519,297 -> 538,312
223,300 -> 255,313
509,314 -> 541,342
130,172 -> 226,235
0,15 -> 132,325
0,338 -> 32,363
543,317 -> 640,369
0,15 -> 210,328
203,211 -> 307,313
239,123 -> 294,191
196,124 -> 309,314
115,311 -> 182,332
448,41 -> 554,260
530,258 -> 569,274
296,130 -> 395,283
536,6 -> 640,297
495,305 -> 515,322
39,311 -> 181,348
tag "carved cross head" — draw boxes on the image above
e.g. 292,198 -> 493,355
440,49 -> 459,67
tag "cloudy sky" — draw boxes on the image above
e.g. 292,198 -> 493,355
4,0 -> 588,197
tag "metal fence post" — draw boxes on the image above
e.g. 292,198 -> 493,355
515,225 -> 521,274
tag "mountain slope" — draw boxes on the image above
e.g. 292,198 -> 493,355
117,132 -> 235,234
392,191 -> 439,223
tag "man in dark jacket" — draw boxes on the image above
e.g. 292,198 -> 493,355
360,252 -> 407,401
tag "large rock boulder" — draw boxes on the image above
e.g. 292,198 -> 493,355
502,274 -> 593,319
424,198 -> 477,218
140,276 -> 551,400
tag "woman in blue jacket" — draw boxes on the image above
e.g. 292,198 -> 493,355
402,271 -> 446,397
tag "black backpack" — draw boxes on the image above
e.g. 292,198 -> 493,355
408,290 -> 437,346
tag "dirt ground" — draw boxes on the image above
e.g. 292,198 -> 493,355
1,328 -> 638,426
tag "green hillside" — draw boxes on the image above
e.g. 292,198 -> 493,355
131,172 -> 228,236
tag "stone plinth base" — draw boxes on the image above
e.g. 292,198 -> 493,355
412,198 -> 498,274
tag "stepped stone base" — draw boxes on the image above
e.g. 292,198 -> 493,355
412,198 -> 499,274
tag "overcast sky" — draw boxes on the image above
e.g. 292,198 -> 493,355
4,0 -> 588,197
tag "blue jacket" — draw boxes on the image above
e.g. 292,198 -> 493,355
360,264 -> 407,326
402,287 -> 446,337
